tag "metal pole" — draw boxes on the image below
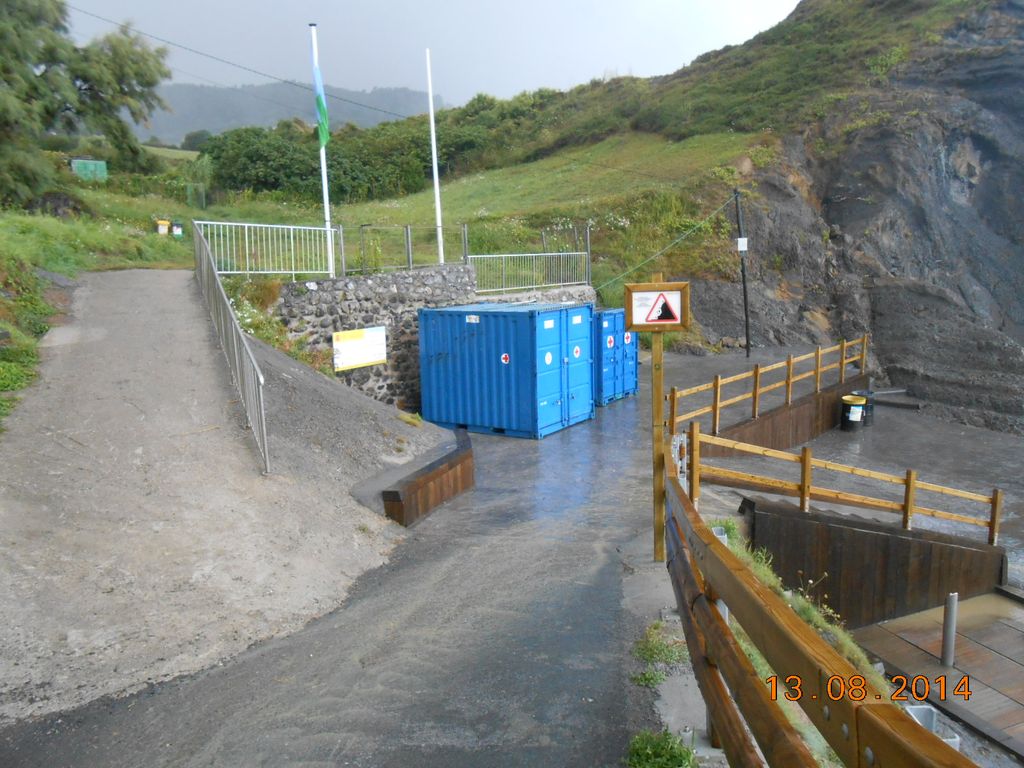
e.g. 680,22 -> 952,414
309,24 -> 335,277
734,189 -> 751,358
426,49 -> 444,264
941,592 -> 958,667
585,225 -> 592,285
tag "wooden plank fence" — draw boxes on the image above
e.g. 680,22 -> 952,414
668,336 -> 869,436
665,456 -> 976,767
682,423 -> 1002,544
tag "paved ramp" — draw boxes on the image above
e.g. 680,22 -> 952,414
0,270 -> 402,724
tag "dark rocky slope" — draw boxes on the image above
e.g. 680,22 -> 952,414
690,0 -> 1024,433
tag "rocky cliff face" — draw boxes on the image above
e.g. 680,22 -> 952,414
690,0 -> 1024,433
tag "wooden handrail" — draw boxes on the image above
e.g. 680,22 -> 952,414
666,478 -> 975,767
688,430 -> 1001,542
700,433 -> 803,463
667,519 -> 819,766
668,335 -> 869,433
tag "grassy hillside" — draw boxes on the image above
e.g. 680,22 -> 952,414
635,0 -> 985,139
339,132 -> 762,224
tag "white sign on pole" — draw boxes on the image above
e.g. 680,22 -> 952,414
737,237 -> 749,252
333,326 -> 387,372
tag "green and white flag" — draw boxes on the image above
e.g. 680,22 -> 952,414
312,59 -> 330,148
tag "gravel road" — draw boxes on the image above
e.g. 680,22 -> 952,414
0,270 -> 446,726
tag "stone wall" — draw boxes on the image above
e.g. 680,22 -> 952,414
276,265 -> 597,411
277,265 -> 476,409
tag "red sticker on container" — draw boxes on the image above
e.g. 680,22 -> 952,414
624,332 -> 632,345
606,335 -> 615,349
500,353 -> 510,364
573,345 -> 581,359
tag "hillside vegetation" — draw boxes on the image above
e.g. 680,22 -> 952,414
2,0 -> 1004,424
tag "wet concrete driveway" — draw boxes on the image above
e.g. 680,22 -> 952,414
0,394 -> 656,767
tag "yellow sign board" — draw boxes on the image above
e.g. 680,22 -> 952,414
332,326 -> 387,372
624,281 -> 690,332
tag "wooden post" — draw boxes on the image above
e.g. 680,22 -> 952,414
786,354 -> 794,405
689,421 -> 701,506
653,331 -> 666,562
860,334 -> 869,373
712,374 -> 722,435
838,339 -> 847,384
814,346 -> 822,393
990,489 -> 1003,545
903,469 -> 917,530
751,364 -> 761,420
800,447 -> 812,512
669,387 -> 679,438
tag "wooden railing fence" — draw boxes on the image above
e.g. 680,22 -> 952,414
668,336 -> 869,436
665,457 -> 975,767
682,423 -> 1002,545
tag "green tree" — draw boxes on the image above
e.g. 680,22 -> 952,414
181,129 -> 213,152
0,0 -> 169,204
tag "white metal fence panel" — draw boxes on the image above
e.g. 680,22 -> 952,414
469,251 -> 590,293
193,223 -> 270,473
194,220 -> 337,278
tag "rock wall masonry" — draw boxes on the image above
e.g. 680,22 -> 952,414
277,265 -> 477,409
276,265 -> 596,411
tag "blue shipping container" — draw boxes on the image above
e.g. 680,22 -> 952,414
593,308 -> 639,406
419,303 -> 595,438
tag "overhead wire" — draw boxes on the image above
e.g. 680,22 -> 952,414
68,4 -> 747,211
593,193 -> 738,292
66,3 -> 413,119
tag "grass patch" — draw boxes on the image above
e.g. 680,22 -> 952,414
631,620 -> 688,689
626,730 -> 697,768
0,251 -> 54,426
0,361 -> 33,391
397,411 -> 423,427
221,275 -> 335,377
143,145 -> 200,163
630,668 -> 667,688
0,209 -> 191,276
634,621 -> 687,665
709,518 -> 886,691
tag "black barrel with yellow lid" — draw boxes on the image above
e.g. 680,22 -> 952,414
840,394 -> 867,432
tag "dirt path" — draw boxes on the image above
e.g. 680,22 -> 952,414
0,270 -> 446,725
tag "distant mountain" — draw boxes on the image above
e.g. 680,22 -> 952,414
133,82 -> 439,145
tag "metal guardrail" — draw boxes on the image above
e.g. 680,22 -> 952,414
194,220 -> 338,279
193,223 -> 270,473
469,251 -> 590,293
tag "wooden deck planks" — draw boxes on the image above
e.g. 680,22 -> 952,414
854,593 -> 1024,760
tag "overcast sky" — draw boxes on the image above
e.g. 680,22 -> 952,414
68,0 -> 801,107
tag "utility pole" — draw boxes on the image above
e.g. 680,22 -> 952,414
734,188 -> 752,358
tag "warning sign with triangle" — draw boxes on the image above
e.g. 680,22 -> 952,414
624,281 -> 689,332
645,293 -> 680,323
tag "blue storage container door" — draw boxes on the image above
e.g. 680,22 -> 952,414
419,306 -> 534,433
563,306 -> 594,424
534,308 -> 564,432
622,316 -> 638,396
594,308 -> 632,405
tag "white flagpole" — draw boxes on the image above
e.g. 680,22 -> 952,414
310,23 -> 335,276
426,48 -> 444,264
